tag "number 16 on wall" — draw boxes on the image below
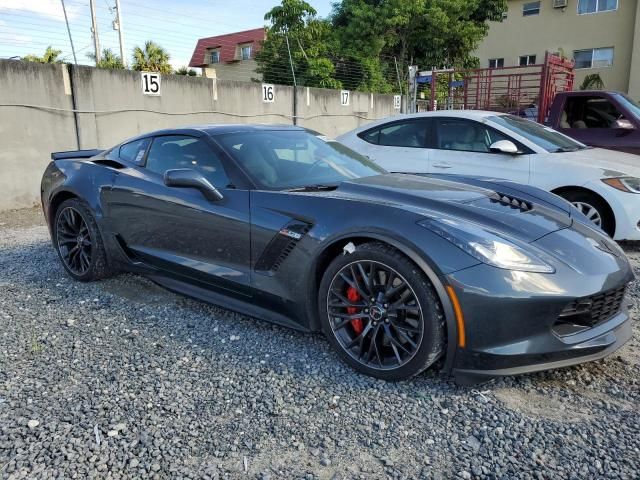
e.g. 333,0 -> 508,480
141,72 -> 161,96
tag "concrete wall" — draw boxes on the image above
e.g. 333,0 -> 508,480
474,0 -> 639,93
0,60 -> 398,210
0,61 -> 77,211
297,87 -> 398,139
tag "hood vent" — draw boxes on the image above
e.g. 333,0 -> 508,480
489,192 -> 533,212
255,221 -> 312,273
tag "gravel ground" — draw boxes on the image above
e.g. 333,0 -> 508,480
1,208 -> 639,479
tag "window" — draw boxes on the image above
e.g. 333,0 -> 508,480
240,44 -> 252,60
578,0 -> 617,14
119,138 -> 151,165
562,96 -> 624,129
217,131 -> 384,189
359,120 -> 431,148
145,135 -> 230,188
489,115 -> 586,152
489,58 -> 505,68
523,1 -> 540,16
434,118 -> 511,153
574,47 -> 614,69
209,50 -> 220,64
519,55 -> 537,66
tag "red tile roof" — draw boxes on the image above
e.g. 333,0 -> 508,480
189,27 -> 266,67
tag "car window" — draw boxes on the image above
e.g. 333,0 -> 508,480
563,96 -> 623,129
489,114 -> 587,152
217,130 -> 385,190
145,135 -> 230,188
434,118 -> 510,153
119,138 -> 150,165
359,120 -> 430,148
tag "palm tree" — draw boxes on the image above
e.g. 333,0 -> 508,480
87,48 -> 125,69
22,46 -> 62,64
131,41 -> 172,74
580,73 -> 605,91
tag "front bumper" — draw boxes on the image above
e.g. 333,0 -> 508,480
445,253 -> 634,385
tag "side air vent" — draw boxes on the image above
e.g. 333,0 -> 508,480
255,221 -> 312,273
92,159 -> 126,169
489,192 -> 533,212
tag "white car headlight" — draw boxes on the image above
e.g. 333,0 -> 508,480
602,177 -> 640,194
419,217 -> 555,273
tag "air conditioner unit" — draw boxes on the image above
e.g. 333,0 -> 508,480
553,0 -> 568,8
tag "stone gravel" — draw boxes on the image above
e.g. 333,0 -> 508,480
0,208 -> 639,479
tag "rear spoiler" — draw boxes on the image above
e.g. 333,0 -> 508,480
51,149 -> 104,161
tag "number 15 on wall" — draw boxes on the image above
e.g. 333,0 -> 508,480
141,72 -> 161,96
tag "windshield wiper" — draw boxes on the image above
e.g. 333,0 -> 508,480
285,184 -> 339,192
552,147 -> 582,153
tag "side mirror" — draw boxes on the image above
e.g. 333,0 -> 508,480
164,169 -> 224,201
489,140 -> 520,155
612,119 -> 635,130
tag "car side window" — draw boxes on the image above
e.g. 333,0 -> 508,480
359,120 -> 430,148
119,138 -> 151,165
434,118 -> 510,153
145,135 -> 230,188
562,96 -> 623,129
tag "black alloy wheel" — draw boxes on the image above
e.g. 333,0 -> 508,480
53,198 -> 113,281
319,242 -> 445,380
56,206 -> 93,276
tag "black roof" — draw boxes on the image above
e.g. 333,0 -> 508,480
114,124 -> 309,149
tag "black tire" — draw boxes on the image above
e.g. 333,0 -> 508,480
53,198 -> 113,282
318,242 -> 445,381
557,189 -> 615,237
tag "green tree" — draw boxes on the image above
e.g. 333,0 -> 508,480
175,66 -> 197,76
22,46 -> 63,64
131,41 -> 172,74
257,0 -> 342,89
87,48 -> 125,69
331,0 -> 507,90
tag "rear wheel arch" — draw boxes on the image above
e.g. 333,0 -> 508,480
48,190 -> 79,228
551,186 -> 616,236
308,234 -> 458,372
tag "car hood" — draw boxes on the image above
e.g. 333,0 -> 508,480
556,148 -> 640,177
330,174 -> 572,242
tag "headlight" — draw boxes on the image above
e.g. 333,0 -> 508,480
602,177 -> 640,193
418,217 -> 555,273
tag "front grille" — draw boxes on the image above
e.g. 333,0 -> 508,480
489,192 -> 532,212
556,286 -> 626,334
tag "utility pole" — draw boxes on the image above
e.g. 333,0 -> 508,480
114,0 -> 127,67
89,0 -> 101,64
60,0 -> 77,65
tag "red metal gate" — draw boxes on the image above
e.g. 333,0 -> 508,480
425,52 -> 575,123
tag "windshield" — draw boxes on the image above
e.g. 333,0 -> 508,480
617,93 -> 640,120
489,114 -> 587,153
216,130 -> 386,189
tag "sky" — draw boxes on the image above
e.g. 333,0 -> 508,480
0,0 -> 334,69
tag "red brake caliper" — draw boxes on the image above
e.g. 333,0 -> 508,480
346,286 -> 364,335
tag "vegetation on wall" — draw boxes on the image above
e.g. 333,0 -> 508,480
22,46 -> 63,64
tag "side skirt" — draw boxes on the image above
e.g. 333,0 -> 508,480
147,274 -> 310,333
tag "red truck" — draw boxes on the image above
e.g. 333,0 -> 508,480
546,91 -> 640,155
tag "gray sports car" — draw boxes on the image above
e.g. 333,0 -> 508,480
41,125 -> 633,384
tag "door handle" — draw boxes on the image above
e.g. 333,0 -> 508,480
433,163 -> 452,169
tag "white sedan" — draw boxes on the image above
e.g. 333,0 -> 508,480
337,110 -> 640,240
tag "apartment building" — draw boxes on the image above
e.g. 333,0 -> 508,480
474,0 -> 640,98
189,28 -> 266,82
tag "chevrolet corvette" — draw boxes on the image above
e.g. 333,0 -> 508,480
41,125 -> 634,384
